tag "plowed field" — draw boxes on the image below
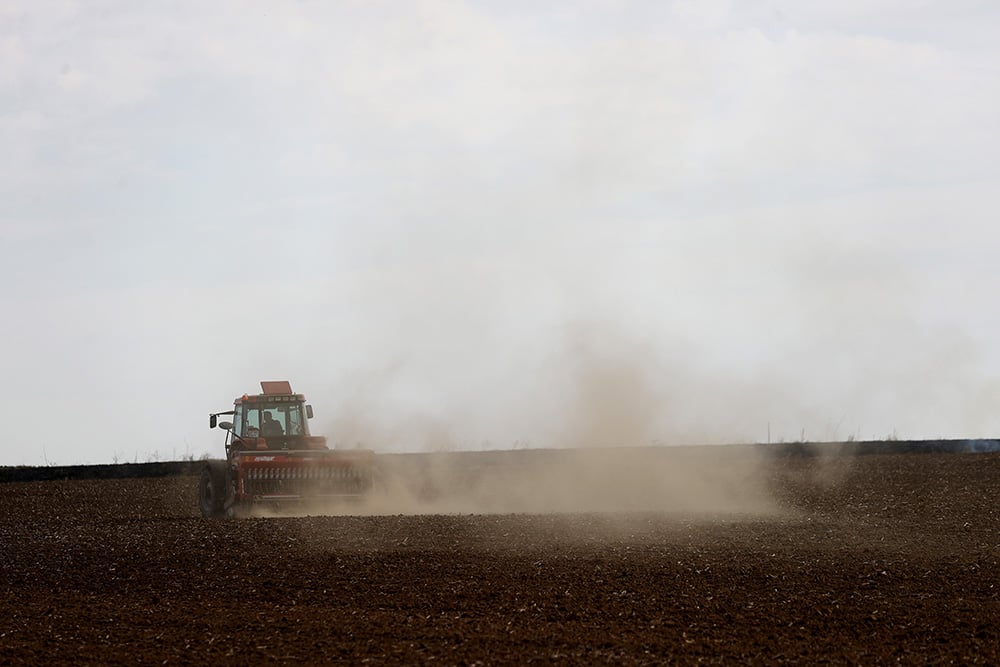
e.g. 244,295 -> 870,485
2,451 -> 998,664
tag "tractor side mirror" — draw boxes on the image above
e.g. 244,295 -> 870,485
306,405 -> 314,419
218,421 -> 234,431
210,415 -> 217,429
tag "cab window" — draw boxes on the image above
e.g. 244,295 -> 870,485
244,407 -> 261,437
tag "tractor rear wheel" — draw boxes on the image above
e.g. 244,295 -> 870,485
198,462 -> 227,518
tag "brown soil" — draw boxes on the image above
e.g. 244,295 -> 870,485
1,452 -> 998,664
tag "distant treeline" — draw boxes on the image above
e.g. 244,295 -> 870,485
761,438 -> 1000,457
0,460 -> 203,483
2,439 -> 997,484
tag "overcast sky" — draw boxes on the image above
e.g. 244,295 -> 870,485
2,1 -> 999,465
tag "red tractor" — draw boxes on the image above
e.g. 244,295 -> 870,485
200,381 -> 374,517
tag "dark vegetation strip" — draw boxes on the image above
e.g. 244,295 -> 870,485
761,438 -> 1000,457
0,460 -> 203,483
2,439 -> 997,484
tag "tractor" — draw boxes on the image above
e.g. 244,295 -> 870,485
199,381 -> 374,517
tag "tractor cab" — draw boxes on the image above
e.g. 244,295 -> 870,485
210,381 -> 322,453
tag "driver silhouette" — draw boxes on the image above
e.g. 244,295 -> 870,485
261,412 -> 284,437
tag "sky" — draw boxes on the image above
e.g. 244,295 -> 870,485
2,1 -> 999,465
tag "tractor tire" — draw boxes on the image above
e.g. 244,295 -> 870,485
198,461 -> 227,518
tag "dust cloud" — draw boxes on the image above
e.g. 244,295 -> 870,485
353,446 -> 777,517
303,229 -> 997,518
310,322 -> 783,517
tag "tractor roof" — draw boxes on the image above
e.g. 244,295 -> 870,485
234,380 -> 304,404
261,380 -> 293,395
